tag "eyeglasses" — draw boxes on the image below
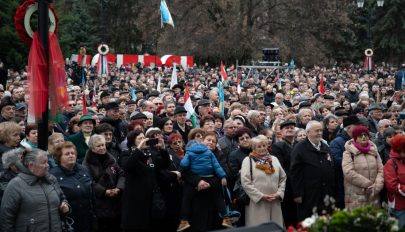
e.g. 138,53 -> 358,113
154,103 -> 163,105
195,134 -> 203,138
359,133 -> 369,138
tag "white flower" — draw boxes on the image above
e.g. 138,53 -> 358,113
302,215 -> 317,228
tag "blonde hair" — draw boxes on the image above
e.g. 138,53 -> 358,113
251,135 -> 268,150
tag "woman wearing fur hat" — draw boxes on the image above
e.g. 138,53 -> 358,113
342,125 -> 384,210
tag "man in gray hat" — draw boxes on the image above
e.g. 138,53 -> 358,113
195,99 -> 211,127
272,120 -> 297,227
367,103 -> 383,134
0,97 -> 16,123
173,106 -> 192,143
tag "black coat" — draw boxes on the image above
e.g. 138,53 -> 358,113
50,164 -> 95,232
181,170 -> 222,232
229,146 -> 251,181
157,148 -> 183,232
173,123 -> 192,144
83,150 -> 125,219
120,147 -> 170,230
290,138 -> 336,221
272,139 -> 297,227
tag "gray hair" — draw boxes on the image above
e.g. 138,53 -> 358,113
88,134 -> 105,149
223,119 -> 234,127
378,119 -> 391,128
251,135 -> 268,150
298,108 -> 313,117
305,120 -> 322,132
143,111 -> 153,119
22,149 -> 47,167
2,148 -> 24,169
247,110 -> 260,121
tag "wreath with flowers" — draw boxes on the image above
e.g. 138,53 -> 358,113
14,0 -> 58,46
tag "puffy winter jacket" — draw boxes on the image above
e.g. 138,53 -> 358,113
384,150 -> 405,210
0,165 -> 64,232
181,143 -> 226,178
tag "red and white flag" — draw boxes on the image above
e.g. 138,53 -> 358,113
221,62 -> 228,81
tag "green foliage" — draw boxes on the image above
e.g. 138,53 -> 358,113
0,0 -> 29,70
308,206 -> 399,232
373,0 -> 405,64
54,0 -> 100,56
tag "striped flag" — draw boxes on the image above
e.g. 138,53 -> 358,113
160,0 -> 174,28
184,85 -> 197,128
364,56 -> 373,72
217,81 -> 225,115
130,86 -> 137,101
221,62 -> 228,81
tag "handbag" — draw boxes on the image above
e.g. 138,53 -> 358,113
61,216 -> 75,232
151,185 -> 166,219
233,157 -> 253,205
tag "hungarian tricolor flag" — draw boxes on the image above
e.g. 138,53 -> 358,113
221,62 -> 228,81
184,85 -> 197,128
364,56 -> 373,72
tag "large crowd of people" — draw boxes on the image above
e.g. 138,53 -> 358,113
0,61 -> 404,232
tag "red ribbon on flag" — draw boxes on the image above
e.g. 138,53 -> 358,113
26,32 -> 69,122
319,74 -> 325,95
27,32 -> 48,121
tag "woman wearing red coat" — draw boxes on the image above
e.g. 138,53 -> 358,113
384,134 -> 405,229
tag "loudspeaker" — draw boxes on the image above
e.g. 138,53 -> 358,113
262,48 -> 280,62
214,222 -> 285,232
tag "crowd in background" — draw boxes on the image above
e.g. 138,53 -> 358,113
0,61 -> 404,232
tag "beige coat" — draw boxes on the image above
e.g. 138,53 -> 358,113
241,155 -> 287,228
342,139 -> 384,210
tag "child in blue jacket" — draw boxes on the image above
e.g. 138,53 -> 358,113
177,142 -> 231,231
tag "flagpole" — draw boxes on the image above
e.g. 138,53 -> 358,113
37,0 -> 50,150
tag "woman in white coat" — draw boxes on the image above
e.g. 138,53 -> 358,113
241,135 -> 287,228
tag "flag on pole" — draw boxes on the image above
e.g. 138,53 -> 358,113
237,78 -> 241,94
170,64 -> 178,89
157,75 -> 162,93
160,0 -> 174,28
220,62 -> 228,81
217,81 -> 225,115
81,69 -> 87,114
363,56 -> 373,72
130,86 -> 137,101
92,85 -> 97,107
193,74 -> 197,92
319,74 -> 325,95
184,85 -> 197,128
289,58 -> 295,69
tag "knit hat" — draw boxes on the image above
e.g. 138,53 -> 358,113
351,125 -> 369,140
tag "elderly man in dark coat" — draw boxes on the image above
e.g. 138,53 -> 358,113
290,121 -> 336,221
271,120 -> 297,227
